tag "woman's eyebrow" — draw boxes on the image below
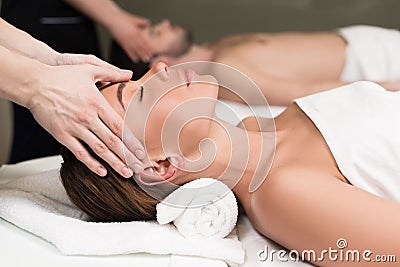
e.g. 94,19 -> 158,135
98,81 -> 118,91
117,82 -> 127,110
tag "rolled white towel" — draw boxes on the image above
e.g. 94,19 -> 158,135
156,178 -> 238,239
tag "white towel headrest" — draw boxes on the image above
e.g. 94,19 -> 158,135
156,178 -> 238,239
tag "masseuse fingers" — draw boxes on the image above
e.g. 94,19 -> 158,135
93,94 -> 145,175
134,36 -> 153,62
125,47 -> 139,62
123,125 -> 151,168
62,136 -> 107,177
132,42 -> 147,62
59,53 -> 121,71
87,71 -> 144,177
89,116 -> 144,175
90,65 -> 133,84
78,126 -> 133,179
79,54 -> 121,71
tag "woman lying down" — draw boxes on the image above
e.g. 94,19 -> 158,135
60,62 -> 400,266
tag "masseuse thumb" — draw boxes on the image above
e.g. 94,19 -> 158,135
91,66 -> 133,83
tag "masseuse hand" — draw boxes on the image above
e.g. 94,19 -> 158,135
28,63 -> 145,178
107,11 -> 154,62
38,51 -> 121,70
50,52 -> 127,88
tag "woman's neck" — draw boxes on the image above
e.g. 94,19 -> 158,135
195,118 -> 277,205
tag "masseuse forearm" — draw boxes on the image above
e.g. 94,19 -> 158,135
0,45 -> 44,107
0,18 -> 58,64
64,0 -> 125,29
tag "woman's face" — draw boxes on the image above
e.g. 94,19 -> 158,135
102,62 -> 219,184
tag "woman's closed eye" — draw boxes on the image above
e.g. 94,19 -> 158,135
115,83 -> 144,110
140,86 -> 144,102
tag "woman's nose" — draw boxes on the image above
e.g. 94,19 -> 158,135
141,62 -> 169,82
152,61 -> 168,73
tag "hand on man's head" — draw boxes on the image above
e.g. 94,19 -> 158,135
108,12 -> 154,63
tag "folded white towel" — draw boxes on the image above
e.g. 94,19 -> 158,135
0,168 -> 245,266
157,178 -> 238,239
337,25 -> 400,82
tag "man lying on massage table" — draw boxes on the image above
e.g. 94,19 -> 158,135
145,24 -> 400,106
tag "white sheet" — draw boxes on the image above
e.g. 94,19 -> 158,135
0,160 -> 312,267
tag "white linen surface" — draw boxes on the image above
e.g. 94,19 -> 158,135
0,156 -> 313,267
0,165 -> 244,266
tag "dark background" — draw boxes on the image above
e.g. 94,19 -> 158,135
102,0 -> 400,58
1,0 -> 400,165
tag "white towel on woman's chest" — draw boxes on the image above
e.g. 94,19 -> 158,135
295,81 -> 400,201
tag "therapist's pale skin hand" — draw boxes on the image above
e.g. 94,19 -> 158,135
107,11 -> 154,63
49,52 -> 127,89
28,63 -> 146,178
0,18 -> 146,177
53,53 -> 122,69
63,0 -> 153,62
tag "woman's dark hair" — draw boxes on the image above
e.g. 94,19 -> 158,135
60,146 -> 160,222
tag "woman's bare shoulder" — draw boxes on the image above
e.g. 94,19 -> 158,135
250,166 -> 338,208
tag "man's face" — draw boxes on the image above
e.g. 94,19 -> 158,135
146,20 -> 192,57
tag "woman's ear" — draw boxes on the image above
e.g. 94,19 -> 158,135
139,154 -> 184,185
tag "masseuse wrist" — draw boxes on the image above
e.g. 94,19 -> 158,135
21,60 -> 52,109
15,30 -> 60,66
0,45 -> 48,108
101,8 -> 130,35
30,41 -> 60,66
